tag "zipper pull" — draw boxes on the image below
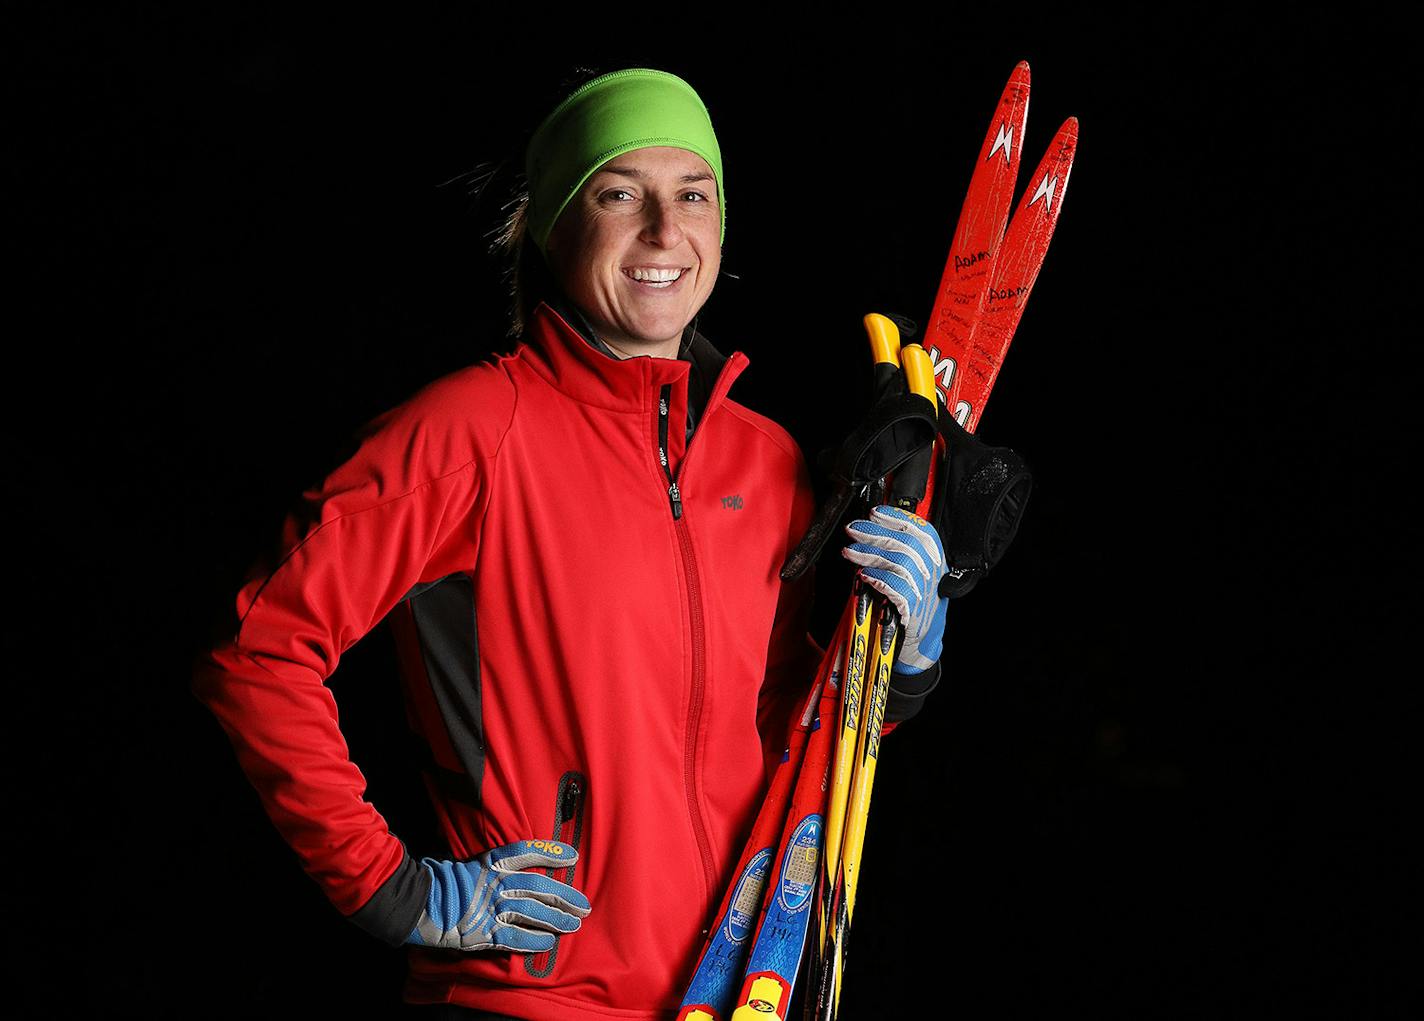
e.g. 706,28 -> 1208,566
658,384 -> 683,519
562,779 -> 582,818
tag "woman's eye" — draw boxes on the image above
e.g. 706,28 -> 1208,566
599,187 -> 710,203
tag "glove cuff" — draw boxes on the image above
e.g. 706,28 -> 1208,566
885,660 -> 942,725
345,848 -> 432,947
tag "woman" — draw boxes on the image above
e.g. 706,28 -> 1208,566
192,67 -> 947,1020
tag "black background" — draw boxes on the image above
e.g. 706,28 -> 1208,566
7,6 -> 1407,1017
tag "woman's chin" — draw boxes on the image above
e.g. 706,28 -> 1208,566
618,312 -> 693,348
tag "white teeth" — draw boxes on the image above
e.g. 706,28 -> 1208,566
627,267 -> 684,283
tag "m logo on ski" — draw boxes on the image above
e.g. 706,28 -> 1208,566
988,120 -> 1014,163
1029,170 -> 1062,211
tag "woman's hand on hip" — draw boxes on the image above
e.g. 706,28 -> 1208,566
406,839 -> 590,952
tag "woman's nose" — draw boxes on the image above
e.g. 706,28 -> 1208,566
639,195 -> 685,248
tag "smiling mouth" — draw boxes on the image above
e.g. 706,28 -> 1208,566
623,266 -> 689,289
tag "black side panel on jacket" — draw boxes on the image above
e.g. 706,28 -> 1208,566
401,573 -> 487,807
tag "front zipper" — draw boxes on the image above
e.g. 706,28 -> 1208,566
525,771 -> 587,979
657,382 -> 717,899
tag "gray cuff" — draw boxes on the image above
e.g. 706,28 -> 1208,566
345,849 -> 432,947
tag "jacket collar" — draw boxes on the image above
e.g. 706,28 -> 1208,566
522,298 -> 747,419
542,288 -> 733,389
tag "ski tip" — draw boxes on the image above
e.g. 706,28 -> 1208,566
1014,59 -> 1030,71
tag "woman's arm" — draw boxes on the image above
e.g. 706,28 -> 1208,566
190,367 -> 515,945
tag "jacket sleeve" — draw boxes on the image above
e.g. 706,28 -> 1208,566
190,369 -> 514,947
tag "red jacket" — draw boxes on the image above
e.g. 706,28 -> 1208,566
192,299 -> 935,1019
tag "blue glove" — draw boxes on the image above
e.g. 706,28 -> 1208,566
841,505 -> 948,675
407,839 -> 591,952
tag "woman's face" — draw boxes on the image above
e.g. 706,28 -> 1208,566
545,145 -> 721,355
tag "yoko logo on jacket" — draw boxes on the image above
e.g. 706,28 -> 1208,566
720,494 -> 744,510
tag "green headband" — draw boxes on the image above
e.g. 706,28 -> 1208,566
524,68 -> 725,256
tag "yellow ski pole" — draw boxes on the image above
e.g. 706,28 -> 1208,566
810,326 -> 940,1020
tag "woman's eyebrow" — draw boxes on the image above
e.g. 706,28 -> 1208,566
596,165 -> 715,184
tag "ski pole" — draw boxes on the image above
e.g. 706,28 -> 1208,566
801,311 -> 904,1013
810,330 -> 941,1021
